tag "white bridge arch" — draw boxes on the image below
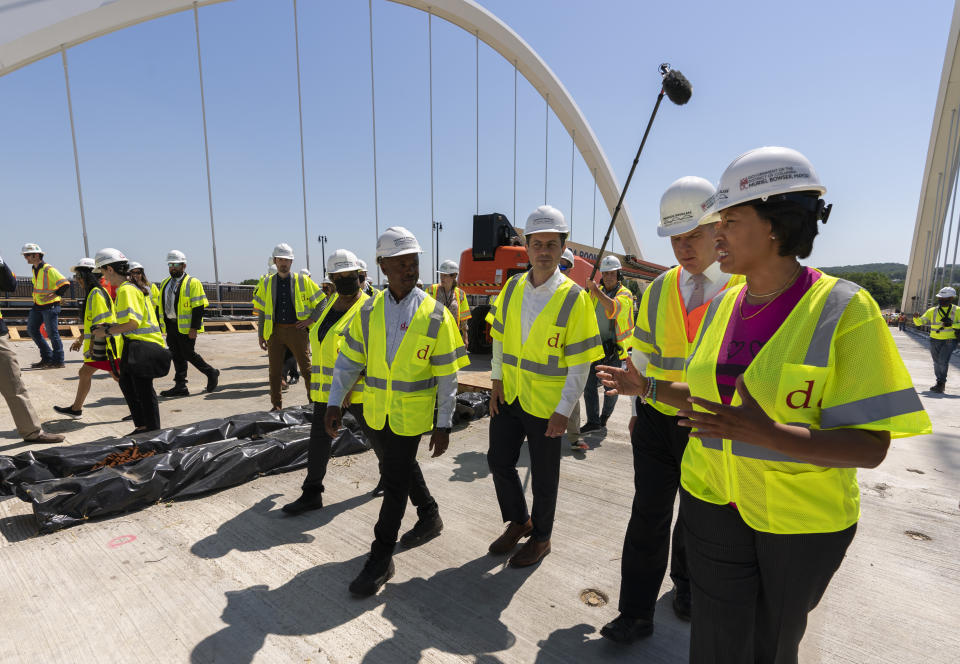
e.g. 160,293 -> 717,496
0,0 -> 642,257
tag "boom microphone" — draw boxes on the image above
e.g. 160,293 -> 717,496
662,68 -> 692,105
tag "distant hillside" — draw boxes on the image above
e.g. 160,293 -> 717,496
818,263 -> 906,279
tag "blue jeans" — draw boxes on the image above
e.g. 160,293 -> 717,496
583,355 -> 620,426
27,305 -> 63,364
930,337 -> 957,384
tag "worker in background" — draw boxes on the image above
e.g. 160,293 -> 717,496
426,259 -> 471,343
53,258 -> 121,418
0,254 -> 64,444
128,262 -> 160,316
581,255 -> 635,433
300,268 -> 321,298
93,248 -> 166,435
559,249 -> 585,449
158,250 -> 220,397
600,176 -> 743,644
358,258 -> 377,296
485,205 -> 602,567
597,147 -> 932,663
255,243 -> 320,411
283,249 -> 375,514
320,276 -> 335,297
325,226 -> 468,597
22,243 -> 70,369
913,286 -> 960,393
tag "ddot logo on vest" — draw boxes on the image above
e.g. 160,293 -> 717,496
785,379 -> 823,410
416,343 -> 432,360
547,332 -> 562,349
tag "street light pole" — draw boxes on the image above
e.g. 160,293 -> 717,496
432,221 -> 443,282
318,235 -> 328,277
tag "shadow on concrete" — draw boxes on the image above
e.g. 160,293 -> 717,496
85,395 -> 128,408
191,553 -> 532,664
204,381 -> 269,391
450,446 -> 529,483
62,372 -> 115,382
204,389 -> 271,401
0,513 -> 38,543
222,365 -> 268,372
190,492 -> 374,559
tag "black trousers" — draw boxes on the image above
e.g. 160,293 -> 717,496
618,400 -> 690,620
487,398 -> 562,542
370,418 -> 438,554
681,489 -> 856,664
165,319 -> 215,387
303,402 -> 383,492
118,348 -> 160,430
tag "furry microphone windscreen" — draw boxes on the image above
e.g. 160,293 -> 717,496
663,69 -> 692,105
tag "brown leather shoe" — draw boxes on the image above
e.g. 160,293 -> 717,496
23,431 -> 65,444
488,518 -> 533,555
509,538 -> 551,567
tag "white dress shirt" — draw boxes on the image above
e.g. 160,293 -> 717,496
328,287 -> 458,429
677,261 -> 726,309
163,274 -> 184,320
491,268 -> 591,418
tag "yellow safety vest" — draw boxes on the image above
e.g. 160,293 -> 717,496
590,283 -> 635,360
486,271 -> 603,419
115,282 -> 165,347
82,287 -> 122,360
425,284 -> 472,326
681,273 -> 931,535
158,274 -> 209,335
148,283 -> 160,312
632,267 -> 743,415
308,292 -> 369,404
31,263 -> 69,306
340,290 -> 469,436
913,305 -> 960,340
254,272 -> 323,341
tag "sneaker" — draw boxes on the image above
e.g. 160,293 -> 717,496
160,385 -> 189,397
47,362 -> 65,369
281,490 -> 324,515
53,405 -> 83,418
600,614 -> 654,643
205,369 -> 220,393
30,360 -> 51,369
580,422 -> 604,433
23,431 -> 65,444
349,552 -> 395,597
930,383 -> 945,393
399,513 -> 443,548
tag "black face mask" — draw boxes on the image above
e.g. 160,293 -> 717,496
333,275 -> 360,296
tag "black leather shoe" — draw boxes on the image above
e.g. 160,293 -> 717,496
30,360 -> 50,369
580,422 -> 604,433
672,588 -> 691,621
399,513 -> 443,548
53,405 -> 82,418
349,553 -> 395,597
600,614 -> 654,643
281,490 -> 323,515
206,369 -> 220,393
160,385 -> 189,397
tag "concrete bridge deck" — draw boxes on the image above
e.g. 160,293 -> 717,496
0,329 -> 957,663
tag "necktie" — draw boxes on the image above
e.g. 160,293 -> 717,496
687,273 -> 707,310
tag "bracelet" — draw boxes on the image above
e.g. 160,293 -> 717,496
639,376 -> 655,404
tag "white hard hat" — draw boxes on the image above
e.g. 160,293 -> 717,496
299,268 -> 312,277
268,264 -> 278,275
659,176 -> 717,237
72,257 -> 96,272
437,259 -> 459,275
322,275 -> 333,285
357,259 -> 368,271
599,255 -> 622,272
166,250 -> 187,264
524,204 -> 569,236
326,249 -> 361,274
128,261 -> 143,271
376,226 -> 422,259
272,243 -> 295,260
937,286 -> 957,299
94,248 -> 127,272
560,248 -> 575,267
700,146 -> 827,223
21,243 -> 43,255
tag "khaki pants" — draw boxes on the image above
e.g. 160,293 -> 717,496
0,334 -> 42,438
268,324 -> 311,408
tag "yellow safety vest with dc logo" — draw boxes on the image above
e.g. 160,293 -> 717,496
308,292 -> 369,404
340,291 -> 469,436
425,284 -> 472,326
590,283 -> 635,361
158,275 -> 209,335
632,266 -> 744,416
486,271 -> 604,420
115,282 -> 165,347
82,287 -> 122,360
31,263 -> 70,306
252,272 -> 323,341
680,272 -> 931,535
913,304 -> 960,340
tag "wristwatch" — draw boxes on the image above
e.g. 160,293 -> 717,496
435,426 -> 451,434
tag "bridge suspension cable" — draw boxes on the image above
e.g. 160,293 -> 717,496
368,0 -> 381,284
292,0 -> 310,270
428,10 -> 435,276
60,47 -> 90,258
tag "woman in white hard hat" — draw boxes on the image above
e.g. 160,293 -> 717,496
912,285 -> 960,392
128,262 -> 160,318
92,248 -> 167,435
425,259 -> 471,344
597,147 -> 931,662
53,258 -> 121,418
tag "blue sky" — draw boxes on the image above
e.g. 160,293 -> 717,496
0,0 -> 952,283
